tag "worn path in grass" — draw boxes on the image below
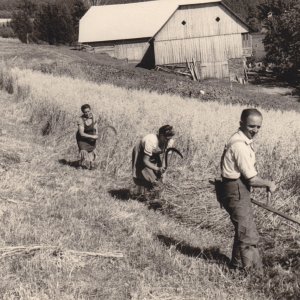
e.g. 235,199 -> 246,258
0,91 -> 269,299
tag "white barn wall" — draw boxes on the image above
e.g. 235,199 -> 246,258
89,39 -> 150,62
154,3 -> 248,79
155,4 -> 248,41
154,34 -> 243,64
115,42 -> 150,61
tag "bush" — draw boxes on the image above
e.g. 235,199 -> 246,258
0,26 -> 15,38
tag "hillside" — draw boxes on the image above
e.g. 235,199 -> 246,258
1,38 -> 299,112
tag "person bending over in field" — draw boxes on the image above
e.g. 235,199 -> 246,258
76,104 -> 98,170
220,108 -> 276,273
132,125 -> 175,199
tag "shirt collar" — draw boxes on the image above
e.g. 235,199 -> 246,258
237,129 -> 253,145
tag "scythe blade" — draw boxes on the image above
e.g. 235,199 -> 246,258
165,147 -> 183,169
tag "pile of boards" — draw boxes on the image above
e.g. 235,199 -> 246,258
155,58 -> 201,81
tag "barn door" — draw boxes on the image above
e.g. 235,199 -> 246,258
199,61 -> 229,79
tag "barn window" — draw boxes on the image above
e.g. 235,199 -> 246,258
242,33 -> 249,41
181,20 -> 186,25
215,17 -> 220,22
242,33 -> 251,48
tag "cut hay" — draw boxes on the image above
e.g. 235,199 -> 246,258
0,245 -> 124,259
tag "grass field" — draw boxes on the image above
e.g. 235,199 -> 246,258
0,39 -> 299,299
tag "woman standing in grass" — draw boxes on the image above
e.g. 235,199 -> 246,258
132,125 -> 175,199
76,104 -> 98,170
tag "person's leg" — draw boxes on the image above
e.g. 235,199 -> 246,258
240,244 -> 263,273
141,167 -> 163,200
79,150 -> 90,169
141,167 -> 158,183
222,180 -> 242,268
132,177 -> 151,201
252,246 -> 263,271
230,234 -> 241,269
89,150 -> 97,170
222,179 -> 261,271
235,180 -> 262,272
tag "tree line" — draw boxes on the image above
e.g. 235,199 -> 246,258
10,0 -> 87,44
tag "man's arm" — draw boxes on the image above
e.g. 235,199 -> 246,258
94,121 -> 98,135
248,176 -> 276,193
78,124 -> 98,140
232,143 -> 276,193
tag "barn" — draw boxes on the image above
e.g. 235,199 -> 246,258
78,0 -> 252,80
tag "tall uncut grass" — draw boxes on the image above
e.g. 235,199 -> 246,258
0,64 -> 300,298
1,66 -> 299,218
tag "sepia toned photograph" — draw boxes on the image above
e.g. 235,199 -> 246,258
0,0 -> 299,299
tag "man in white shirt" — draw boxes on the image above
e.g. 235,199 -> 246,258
220,108 -> 276,272
132,125 -> 175,199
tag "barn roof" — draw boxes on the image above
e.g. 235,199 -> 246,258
79,0 -> 248,43
79,1 -> 176,43
163,0 -> 220,5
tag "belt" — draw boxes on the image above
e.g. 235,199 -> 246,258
221,176 -> 239,182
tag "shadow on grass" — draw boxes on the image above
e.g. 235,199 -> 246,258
157,234 -> 230,265
108,188 -> 131,201
58,159 -> 81,168
249,74 -> 300,95
108,188 -> 164,211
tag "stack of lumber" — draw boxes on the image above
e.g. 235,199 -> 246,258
155,58 -> 201,81
186,58 -> 201,81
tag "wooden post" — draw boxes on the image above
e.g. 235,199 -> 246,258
192,58 -> 201,81
186,59 -> 196,81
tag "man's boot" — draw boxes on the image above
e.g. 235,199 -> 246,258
229,239 -> 242,269
241,245 -> 263,274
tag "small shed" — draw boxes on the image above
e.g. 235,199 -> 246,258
78,0 -> 252,79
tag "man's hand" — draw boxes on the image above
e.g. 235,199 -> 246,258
156,167 -> 166,178
159,167 -> 166,174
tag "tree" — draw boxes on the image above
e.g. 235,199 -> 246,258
83,0 -> 110,6
11,0 -> 36,43
71,0 -> 88,42
34,2 -> 75,45
246,4 -> 261,32
258,0 -> 300,81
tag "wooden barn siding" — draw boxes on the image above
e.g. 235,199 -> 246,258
115,42 -> 149,61
154,34 -> 243,64
155,4 -> 248,42
88,39 -> 149,61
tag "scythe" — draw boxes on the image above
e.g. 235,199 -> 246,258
164,147 -> 183,169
